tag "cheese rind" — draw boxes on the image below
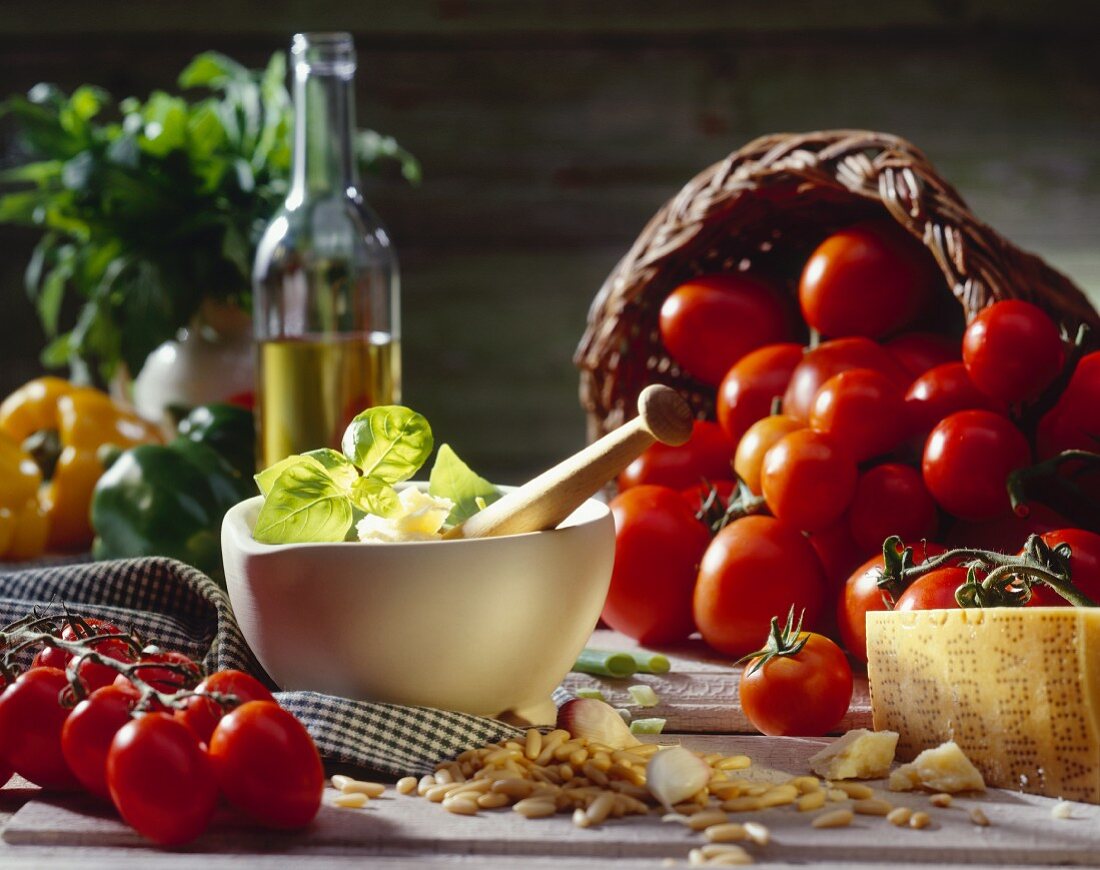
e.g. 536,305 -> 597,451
808,729 -> 898,780
867,607 -> 1100,803
887,741 -> 985,793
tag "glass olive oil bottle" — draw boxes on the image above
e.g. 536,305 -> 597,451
253,32 -> 400,468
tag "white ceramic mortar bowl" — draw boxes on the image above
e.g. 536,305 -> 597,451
221,485 -> 614,724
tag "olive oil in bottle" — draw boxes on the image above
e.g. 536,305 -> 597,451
252,33 -> 400,469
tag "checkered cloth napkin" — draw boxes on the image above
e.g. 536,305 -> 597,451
0,557 -> 528,776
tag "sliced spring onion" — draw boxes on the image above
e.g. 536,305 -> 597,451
575,687 -> 607,702
630,651 -> 671,675
573,648 -> 637,679
629,717 -> 666,735
615,708 -> 633,724
628,684 -> 660,707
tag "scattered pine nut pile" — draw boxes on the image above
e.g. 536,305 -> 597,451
328,729 -> 995,866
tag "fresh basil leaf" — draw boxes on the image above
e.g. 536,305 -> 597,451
302,448 -> 359,490
348,477 -> 401,518
429,443 -> 501,525
254,454 -> 325,496
341,406 -> 432,484
253,462 -> 353,544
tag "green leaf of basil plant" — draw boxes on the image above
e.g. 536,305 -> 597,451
302,448 -> 359,489
348,476 -> 402,518
254,454 -> 324,496
253,462 -> 354,544
341,406 -> 433,484
429,443 -> 502,525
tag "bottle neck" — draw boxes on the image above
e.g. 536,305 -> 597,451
290,64 -> 359,199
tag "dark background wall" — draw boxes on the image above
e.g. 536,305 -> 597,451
2,1 -> 1098,481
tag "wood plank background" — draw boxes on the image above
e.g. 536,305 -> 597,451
1,1 -> 1098,480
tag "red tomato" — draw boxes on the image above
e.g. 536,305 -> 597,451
175,670 -> 276,745
61,685 -> 137,799
679,479 -> 736,516
618,420 -> 735,492
1023,529 -> 1100,607
761,429 -> 857,532
885,331 -> 959,378
604,486 -> 712,644
116,648 -> 203,695
107,713 -> 217,846
809,368 -> 908,462
208,701 -> 323,829
32,619 -> 134,693
904,362 -> 1007,441
659,274 -> 792,386
922,410 -> 1031,521
894,567 -> 970,610
798,221 -> 940,339
963,300 -> 1065,403
837,542 -> 947,662
848,464 -> 938,554
1037,351 -> 1100,460
740,632 -> 853,736
0,667 -> 79,790
716,343 -> 804,444
945,502 -> 1069,553
733,414 -> 803,495
807,516 -> 866,642
693,516 -> 825,657
782,337 -> 910,422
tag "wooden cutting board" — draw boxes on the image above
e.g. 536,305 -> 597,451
562,629 -> 872,733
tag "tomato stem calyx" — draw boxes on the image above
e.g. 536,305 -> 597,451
694,478 -> 767,535
736,607 -> 809,675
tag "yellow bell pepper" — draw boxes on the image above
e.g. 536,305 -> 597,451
0,378 -> 162,554
0,430 -> 47,561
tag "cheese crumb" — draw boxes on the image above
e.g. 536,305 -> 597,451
1051,800 -> 1075,820
356,489 -> 455,542
888,741 -> 986,794
808,729 -> 898,780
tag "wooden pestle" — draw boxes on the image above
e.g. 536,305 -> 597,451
444,384 -> 693,540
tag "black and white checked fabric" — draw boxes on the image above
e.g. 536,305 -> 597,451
0,557 -> 526,776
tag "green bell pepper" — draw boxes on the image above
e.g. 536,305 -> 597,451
176,402 -> 256,479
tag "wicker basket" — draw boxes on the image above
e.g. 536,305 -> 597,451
575,130 -> 1100,440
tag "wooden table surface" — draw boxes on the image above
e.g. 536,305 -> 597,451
0,630 -> 1096,868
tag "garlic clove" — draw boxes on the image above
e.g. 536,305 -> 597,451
557,698 -> 642,749
646,745 -> 711,811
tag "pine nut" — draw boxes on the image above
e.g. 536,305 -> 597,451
612,749 -> 647,766
331,774 -> 354,790
572,807 -> 590,828
662,812 -> 690,824
715,755 -> 752,771
743,821 -> 770,845
929,793 -> 953,808
583,760 -> 610,787
332,792 -> 368,808
674,802 -> 704,815
853,798 -> 893,816
830,781 -> 874,800
554,739 -> 584,761
504,740 -> 523,751
812,808 -> 854,829
886,807 -> 912,826
484,748 -> 522,765
687,808 -> 729,830
700,844 -> 753,865
797,791 -> 827,812
590,750 -> 612,771
909,811 -> 932,829
969,807 -> 990,826
396,776 -> 417,795
417,774 -> 435,796
827,788 -> 848,802
700,843 -> 753,860
492,778 -> 535,798
721,796 -> 764,813
585,792 -> 616,825
477,791 -> 510,809
711,782 -> 744,800
790,775 -> 821,793
445,797 -> 479,816
688,849 -> 707,867
632,742 -> 661,756
513,797 -> 557,819
759,783 -> 799,807
524,728 -> 542,760
743,783 -> 770,797
340,780 -> 386,798
434,768 -> 454,785
426,783 -> 462,802
704,822 -> 749,843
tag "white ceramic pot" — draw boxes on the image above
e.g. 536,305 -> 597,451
221,486 -> 615,724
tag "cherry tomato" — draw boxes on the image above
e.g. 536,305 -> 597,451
923,410 -> 1031,521
798,221 -> 940,339
716,343 -> 804,444
894,567 -> 970,610
679,479 -> 736,516
208,700 -> 323,829
61,684 -> 137,799
1037,351 -> 1100,460
848,464 -> 938,554
809,368 -> 908,462
107,713 -> 217,845
1022,529 -> 1100,607
603,486 -> 712,644
694,516 -> 825,657
962,300 -> 1065,403
618,420 -> 735,492
733,414 -> 803,495
885,331 -> 959,378
659,274 -> 792,386
945,502 -> 1069,553
175,670 -> 276,745
782,337 -> 910,422
115,647 -> 203,695
740,632 -> 853,736
837,542 -> 946,662
807,516 -> 866,641
761,429 -> 857,532
904,362 -> 1007,441
0,666 -> 79,790
32,618 -> 134,693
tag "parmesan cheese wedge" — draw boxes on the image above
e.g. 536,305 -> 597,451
888,741 -> 985,793
808,729 -> 898,780
867,607 -> 1100,802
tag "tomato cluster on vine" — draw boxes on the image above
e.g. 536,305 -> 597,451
605,219 -> 1100,735
0,612 -> 323,846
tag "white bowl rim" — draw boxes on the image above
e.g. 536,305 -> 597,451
224,482 -> 612,556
